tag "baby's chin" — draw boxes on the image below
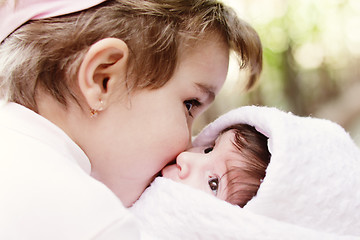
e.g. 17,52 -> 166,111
161,164 -> 180,181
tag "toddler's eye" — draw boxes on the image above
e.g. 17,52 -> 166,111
204,147 -> 213,154
185,101 -> 193,111
208,176 -> 219,196
184,99 -> 201,117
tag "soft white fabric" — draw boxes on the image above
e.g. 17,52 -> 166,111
131,106 -> 360,239
0,102 -> 140,240
131,178 -> 358,240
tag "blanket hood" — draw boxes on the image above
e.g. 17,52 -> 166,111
192,106 -> 360,236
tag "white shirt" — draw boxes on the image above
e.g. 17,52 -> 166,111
0,102 -> 140,240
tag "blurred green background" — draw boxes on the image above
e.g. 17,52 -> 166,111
194,0 -> 360,146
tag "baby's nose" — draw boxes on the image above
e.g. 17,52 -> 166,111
176,152 -> 193,179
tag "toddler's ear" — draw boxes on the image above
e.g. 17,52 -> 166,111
77,37 -> 129,111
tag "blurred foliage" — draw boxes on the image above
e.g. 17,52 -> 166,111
194,0 -> 360,145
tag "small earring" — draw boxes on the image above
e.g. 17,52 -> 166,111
90,108 -> 98,118
90,99 -> 103,118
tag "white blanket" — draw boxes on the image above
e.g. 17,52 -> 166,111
130,106 -> 360,239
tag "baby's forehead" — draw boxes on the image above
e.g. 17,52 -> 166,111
215,129 -> 237,143
214,131 -> 245,163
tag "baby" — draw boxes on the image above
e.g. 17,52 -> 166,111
131,106 -> 360,239
162,123 -> 271,207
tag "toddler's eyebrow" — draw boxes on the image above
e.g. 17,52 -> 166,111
195,83 -> 215,102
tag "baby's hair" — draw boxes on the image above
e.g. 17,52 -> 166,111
221,124 -> 270,208
0,0 -> 262,112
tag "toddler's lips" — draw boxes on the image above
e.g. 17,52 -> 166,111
161,163 -> 180,179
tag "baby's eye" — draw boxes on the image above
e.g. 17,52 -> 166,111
204,147 -> 213,154
208,176 -> 219,196
184,99 -> 201,117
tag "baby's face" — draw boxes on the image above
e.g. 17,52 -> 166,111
162,130 -> 244,200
